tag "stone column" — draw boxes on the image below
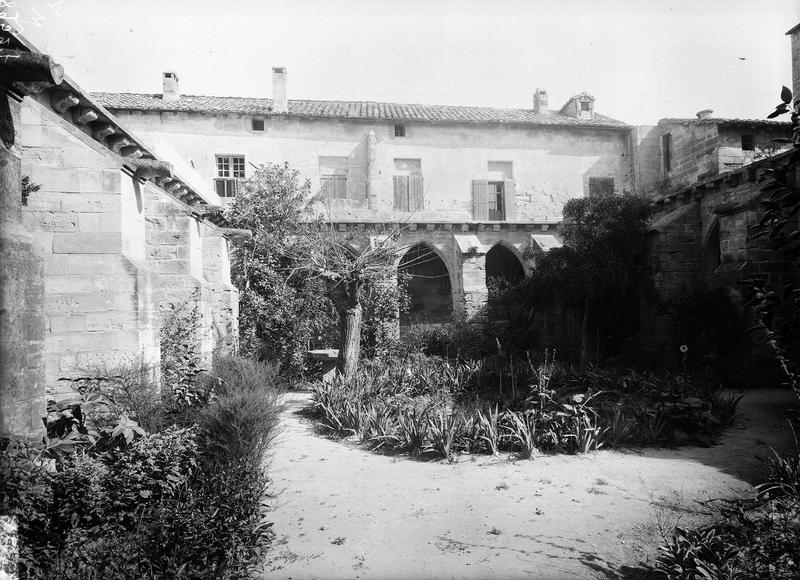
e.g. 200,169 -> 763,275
0,95 -> 46,437
460,251 -> 489,321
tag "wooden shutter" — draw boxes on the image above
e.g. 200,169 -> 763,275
472,180 -> 489,221
321,176 -> 334,198
393,175 -> 409,210
409,175 -> 424,211
334,174 -> 347,199
503,179 -> 516,221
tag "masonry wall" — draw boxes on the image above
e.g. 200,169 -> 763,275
642,168 -> 800,384
144,187 -> 215,365
637,122 -> 792,199
0,97 -> 46,437
660,122 -> 720,192
717,126 -> 791,173
791,26 -> 800,100
201,222 -> 239,353
110,110 -> 633,224
15,95 -> 238,402
19,98 -> 160,391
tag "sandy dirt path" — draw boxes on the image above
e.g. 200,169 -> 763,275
261,389 -> 798,580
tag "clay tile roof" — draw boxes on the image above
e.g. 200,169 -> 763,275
658,117 -> 792,128
91,92 -> 630,129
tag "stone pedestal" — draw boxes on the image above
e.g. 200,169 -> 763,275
309,349 -> 339,384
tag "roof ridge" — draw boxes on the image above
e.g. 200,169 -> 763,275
91,90 -> 575,115
91,91 -> 631,128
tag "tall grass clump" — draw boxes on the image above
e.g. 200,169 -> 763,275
200,356 -> 284,465
311,352 -> 743,461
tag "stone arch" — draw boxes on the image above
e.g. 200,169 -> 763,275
485,243 -> 526,286
485,243 -> 526,321
398,242 -> 453,325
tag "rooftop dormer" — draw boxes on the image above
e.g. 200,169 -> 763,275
560,92 -> 595,120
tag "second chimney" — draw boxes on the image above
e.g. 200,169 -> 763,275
696,109 -> 713,119
162,71 -> 180,100
533,88 -> 548,114
272,67 -> 287,114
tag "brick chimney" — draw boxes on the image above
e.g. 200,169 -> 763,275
272,67 -> 287,114
788,23 -> 800,100
696,109 -> 713,119
533,88 -> 548,114
162,71 -> 179,101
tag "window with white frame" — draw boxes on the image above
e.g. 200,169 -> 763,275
215,155 -> 245,197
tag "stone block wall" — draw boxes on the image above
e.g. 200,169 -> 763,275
661,122 -> 720,191
144,186 -> 215,367
642,166 -> 800,384
7,94 -> 239,415
20,99 -> 159,391
201,222 -> 239,353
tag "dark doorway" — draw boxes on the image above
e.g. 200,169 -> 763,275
399,243 -> 452,325
485,244 -> 525,320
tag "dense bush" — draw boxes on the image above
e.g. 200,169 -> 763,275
504,192 -> 651,364
310,353 -> 740,460
1,356 -> 282,579
655,461 -> 800,579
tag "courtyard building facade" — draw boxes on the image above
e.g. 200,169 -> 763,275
94,70 -> 633,321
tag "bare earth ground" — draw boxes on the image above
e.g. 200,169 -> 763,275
261,389 -> 799,580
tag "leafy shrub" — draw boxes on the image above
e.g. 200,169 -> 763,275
655,526 -> 740,579
2,355 -> 282,579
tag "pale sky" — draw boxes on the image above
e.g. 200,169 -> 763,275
11,0 -> 800,125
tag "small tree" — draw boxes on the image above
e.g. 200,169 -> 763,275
284,226 -> 408,378
224,163 -> 338,375
226,162 -> 413,379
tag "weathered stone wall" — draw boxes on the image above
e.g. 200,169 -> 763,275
660,122 -> 720,191
11,93 -> 239,410
144,187 -> 214,366
637,121 -> 792,200
0,96 -> 46,437
20,98 -> 160,391
642,165 -> 800,384
633,125 -> 662,198
790,25 -> 800,100
107,109 -> 633,224
201,222 -> 239,353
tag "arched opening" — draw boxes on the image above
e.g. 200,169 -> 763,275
485,244 -> 526,320
398,243 -> 452,325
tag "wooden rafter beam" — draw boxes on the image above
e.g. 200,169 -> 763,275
0,50 -> 63,85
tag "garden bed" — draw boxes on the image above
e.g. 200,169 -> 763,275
310,353 -> 742,461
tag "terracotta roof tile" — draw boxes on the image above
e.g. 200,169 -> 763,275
658,117 -> 791,128
92,92 -> 630,129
